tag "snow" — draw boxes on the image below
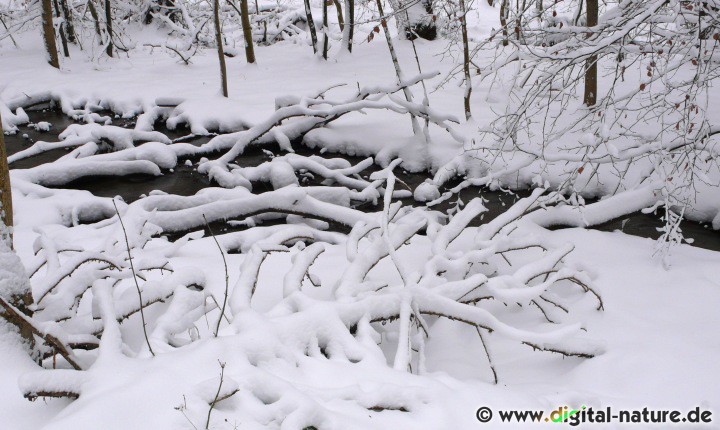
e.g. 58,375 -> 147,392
413,180 -> 440,202
0,322 -> 68,430
1,1 -> 719,429
3,214 -> 719,429
31,121 -> 52,132
0,238 -> 31,300
166,97 -> 253,135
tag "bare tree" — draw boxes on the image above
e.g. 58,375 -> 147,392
333,0 -> 344,32
342,0 -> 354,52
303,0 -> 318,54
375,0 -> 420,135
322,0 -> 329,59
583,0 -> 598,106
214,0 -> 229,96
87,0 -> 104,41
0,110 -> 35,348
59,0 -> 76,43
436,0 -> 720,262
460,0 -> 472,119
0,110 -> 12,246
239,0 -> 256,63
105,0 -> 113,57
53,0 -> 70,57
500,0 -> 509,46
41,0 -> 60,68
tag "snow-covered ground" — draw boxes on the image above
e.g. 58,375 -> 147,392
1,2 -> 720,429
2,217 -> 719,429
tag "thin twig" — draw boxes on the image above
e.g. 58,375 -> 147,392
203,214 -> 229,337
475,327 -> 498,384
206,361 -> 226,429
112,200 -> 155,356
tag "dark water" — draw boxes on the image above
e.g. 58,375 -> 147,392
5,109 -> 720,252
5,108 -> 77,170
591,211 -> 717,250
5,108 -> 214,201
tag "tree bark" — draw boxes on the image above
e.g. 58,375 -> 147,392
59,0 -> 76,43
500,0 -> 509,47
515,0 -> 526,41
0,289 -> 36,352
303,0 -> 318,54
53,0 -> 70,57
0,114 -> 34,348
460,0 -> 472,120
322,0 -> 329,59
343,0 -> 353,52
0,110 -> 12,246
583,0 -> 598,106
214,0 -> 229,96
104,0 -> 113,57
41,0 -> 60,68
333,0 -> 344,31
240,0 -> 256,63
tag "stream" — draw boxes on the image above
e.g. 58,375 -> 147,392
6,107 -> 720,252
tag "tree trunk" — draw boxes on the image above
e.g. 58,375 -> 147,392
375,0 -> 420,135
0,111 -> 36,349
53,0 -> 70,57
104,0 -> 113,57
460,0 -> 472,120
214,0 -> 229,96
515,0 -> 526,41
303,0 -> 318,54
583,0 -> 597,106
87,0 -> 103,40
59,0 -> 76,43
0,110 -> 12,247
342,0 -> 353,52
333,0 -> 344,31
240,0 -> 256,63
500,0 -> 509,47
41,0 -> 60,68
322,0 -> 329,59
